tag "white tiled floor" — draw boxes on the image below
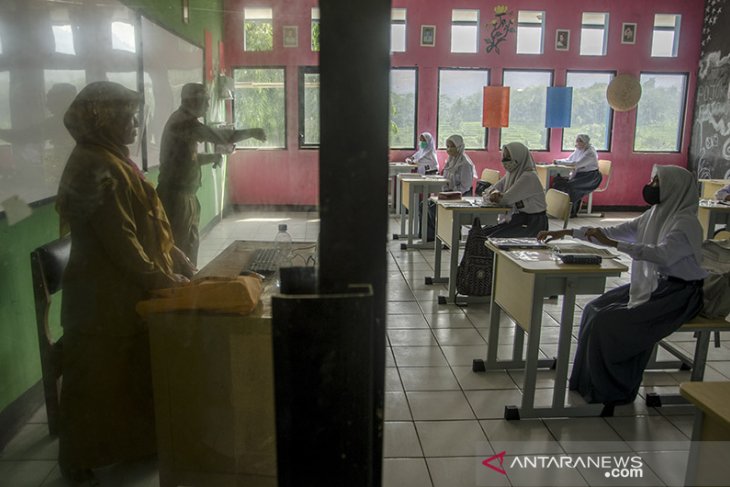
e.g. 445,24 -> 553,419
2,208 -> 729,486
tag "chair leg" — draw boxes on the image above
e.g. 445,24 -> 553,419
585,193 -> 593,214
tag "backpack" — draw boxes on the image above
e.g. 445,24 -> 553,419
456,217 -> 495,296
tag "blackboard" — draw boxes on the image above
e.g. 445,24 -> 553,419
690,0 -> 730,180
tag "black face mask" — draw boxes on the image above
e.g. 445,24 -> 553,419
642,184 -> 661,205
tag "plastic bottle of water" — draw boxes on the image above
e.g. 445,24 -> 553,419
274,224 -> 293,271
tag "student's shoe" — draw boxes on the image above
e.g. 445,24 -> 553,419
60,464 -> 100,486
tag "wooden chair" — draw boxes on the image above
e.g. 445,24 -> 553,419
479,168 -> 501,186
546,188 -> 571,229
581,159 -> 613,216
30,236 -> 70,435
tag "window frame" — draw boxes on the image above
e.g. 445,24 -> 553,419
561,70 -> 615,152
500,68 -> 553,151
579,12 -> 609,56
450,9 -> 480,54
516,10 -> 545,55
436,67 -> 490,150
632,71 -> 688,154
243,7 -> 274,52
651,13 -> 681,58
232,65 -> 288,150
298,66 -> 320,149
389,66 -> 418,150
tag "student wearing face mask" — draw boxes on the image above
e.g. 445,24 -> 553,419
423,134 -> 477,241
406,132 -> 439,175
482,142 -> 548,236
551,134 -> 602,217
537,165 -> 706,408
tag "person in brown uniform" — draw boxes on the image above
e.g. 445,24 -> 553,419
56,81 -> 194,484
157,83 -> 266,264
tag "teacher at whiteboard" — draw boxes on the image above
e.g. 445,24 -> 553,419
157,83 -> 266,264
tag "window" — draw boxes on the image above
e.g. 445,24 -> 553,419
651,14 -> 681,57
244,8 -> 273,52
111,21 -> 136,53
299,67 -> 319,147
52,25 -> 75,55
580,12 -> 608,56
562,72 -> 614,151
516,11 -> 544,54
233,68 -> 286,149
311,8 -> 320,51
450,9 -> 479,53
634,73 -> 687,152
391,8 -> 406,53
390,68 -> 417,149
501,70 -> 552,150
437,69 -> 489,149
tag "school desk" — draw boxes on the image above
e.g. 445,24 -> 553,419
699,178 -> 730,199
698,199 -> 730,239
395,174 -> 449,250
535,163 -> 572,190
388,162 -> 417,212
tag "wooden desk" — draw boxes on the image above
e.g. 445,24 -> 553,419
535,164 -> 572,190
698,200 -> 730,239
388,162 -> 417,212
474,243 -> 627,419
680,381 -> 730,486
147,241 -> 313,487
699,179 -> 730,199
424,197 -> 509,304
396,175 -> 449,250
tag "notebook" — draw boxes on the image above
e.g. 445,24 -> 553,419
487,238 -> 549,250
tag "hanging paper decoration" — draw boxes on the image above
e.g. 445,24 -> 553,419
485,5 -> 516,54
482,86 -> 510,128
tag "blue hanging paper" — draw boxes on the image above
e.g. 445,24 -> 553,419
545,87 -> 573,128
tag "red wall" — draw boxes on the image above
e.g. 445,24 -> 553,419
224,0 -> 704,207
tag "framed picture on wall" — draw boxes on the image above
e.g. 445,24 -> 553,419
555,29 -> 570,51
621,23 -> 637,44
283,25 -> 298,48
420,25 -> 436,47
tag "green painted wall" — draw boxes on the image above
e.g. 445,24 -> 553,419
0,0 -> 224,413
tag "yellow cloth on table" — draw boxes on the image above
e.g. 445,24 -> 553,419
136,276 -> 263,317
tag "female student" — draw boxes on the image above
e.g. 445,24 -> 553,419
552,133 -> 602,217
537,165 -> 706,408
715,182 -> 730,201
424,134 -> 476,240
483,142 -> 548,236
405,132 -> 439,175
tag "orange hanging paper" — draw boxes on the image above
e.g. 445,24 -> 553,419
482,86 -> 510,128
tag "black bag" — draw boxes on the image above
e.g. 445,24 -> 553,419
456,217 -> 495,296
475,180 -> 492,196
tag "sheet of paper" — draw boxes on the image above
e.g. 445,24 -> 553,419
1,195 -> 32,225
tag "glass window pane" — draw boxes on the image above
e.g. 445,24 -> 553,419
452,9 -> 478,22
244,8 -> 273,51
111,22 -> 136,53
53,25 -> 76,55
392,8 -> 406,21
311,7 -> 320,20
580,28 -> 606,56
390,69 -> 417,149
563,72 -> 613,151
501,70 -> 551,150
655,13 -> 678,28
651,30 -> 676,57
437,69 -> 489,149
451,25 -> 478,53
634,73 -> 686,152
302,71 -> 319,146
518,11 -> 542,24
391,24 -> 406,52
244,8 -> 272,20
233,68 -> 286,149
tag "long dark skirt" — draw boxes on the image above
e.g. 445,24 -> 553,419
552,170 -> 602,216
483,211 -> 548,238
569,278 -> 703,405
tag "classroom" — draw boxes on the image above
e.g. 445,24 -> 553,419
1,0 -> 729,486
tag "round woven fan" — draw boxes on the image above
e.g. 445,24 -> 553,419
606,74 -> 642,112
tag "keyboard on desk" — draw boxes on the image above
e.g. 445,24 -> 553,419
244,248 -> 280,276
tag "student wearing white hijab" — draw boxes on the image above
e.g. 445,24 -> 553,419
483,142 -> 548,236
552,134 -> 602,217
442,134 -> 477,194
538,165 -> 706,408
406,132 -> 439,175
423,134 -> 476,241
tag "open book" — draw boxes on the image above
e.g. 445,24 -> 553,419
549,242 -> 619,258
488,238 -> 549,250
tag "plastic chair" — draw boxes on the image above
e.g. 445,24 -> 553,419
582,159 -> 613,216
546,188 -> 571,229
479,168 -> 501,185
30,236 -> 70,435
714,229 -> 730,240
